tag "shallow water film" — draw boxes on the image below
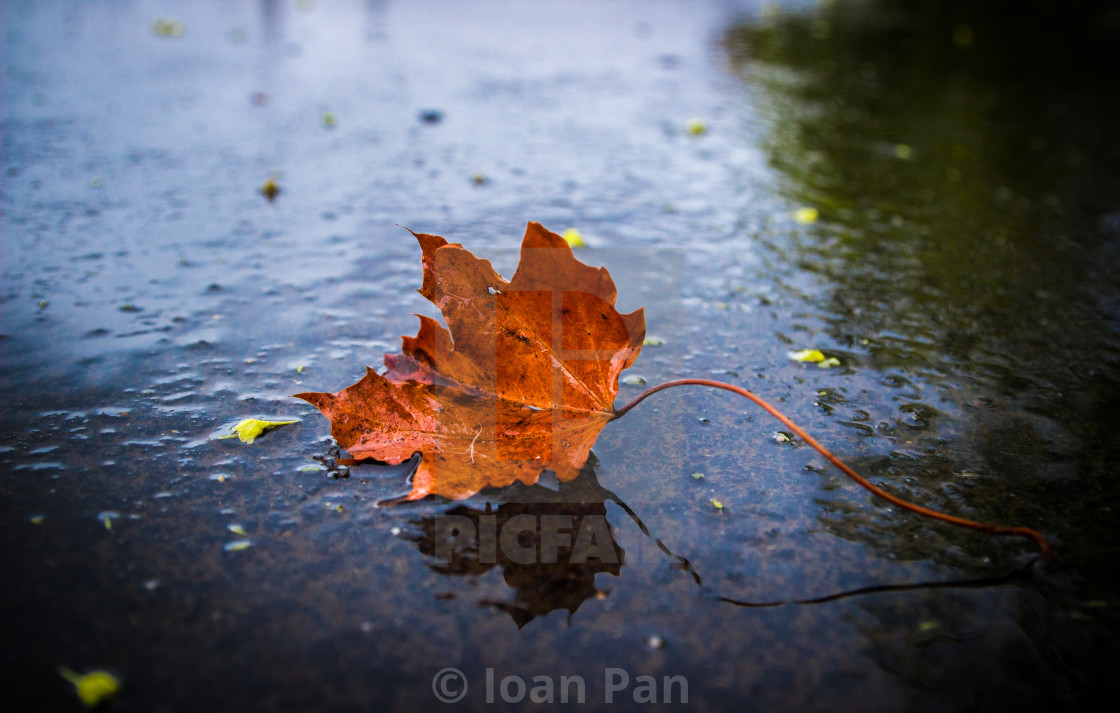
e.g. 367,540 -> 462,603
3,1 -> 1120,711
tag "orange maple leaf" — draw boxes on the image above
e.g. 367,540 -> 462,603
296,222 -> 645,501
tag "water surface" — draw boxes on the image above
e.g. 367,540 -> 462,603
3,1 -> 1119,711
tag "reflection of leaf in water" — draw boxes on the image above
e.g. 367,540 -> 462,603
402,465 -> 625,628
399,459 -> 1037,621
718,566 -> 1028,609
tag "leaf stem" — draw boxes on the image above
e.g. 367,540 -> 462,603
612,378 -> 1052,562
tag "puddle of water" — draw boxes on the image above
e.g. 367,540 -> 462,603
3,0 -> 1119,711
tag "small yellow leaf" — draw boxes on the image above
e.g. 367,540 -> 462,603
561,228 -> 586,249
224,539 -> 252,552
818,356 -> 841,368
260,178 -> 280,202
152,18 -> 184,37
59,668 -> 120,708
710,498 -> 724,510
30,515 -> 45,525
686,118 -> 708,136
793,207 -> 819,224
98,511 -> 119,531
788,349 -> 826,363
219,418 -> 299,444
691,472 -> 705,480
227,524 -> 246,536
642,336 -> 664,346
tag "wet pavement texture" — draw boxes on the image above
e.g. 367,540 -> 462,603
3,1 -> 1120,711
